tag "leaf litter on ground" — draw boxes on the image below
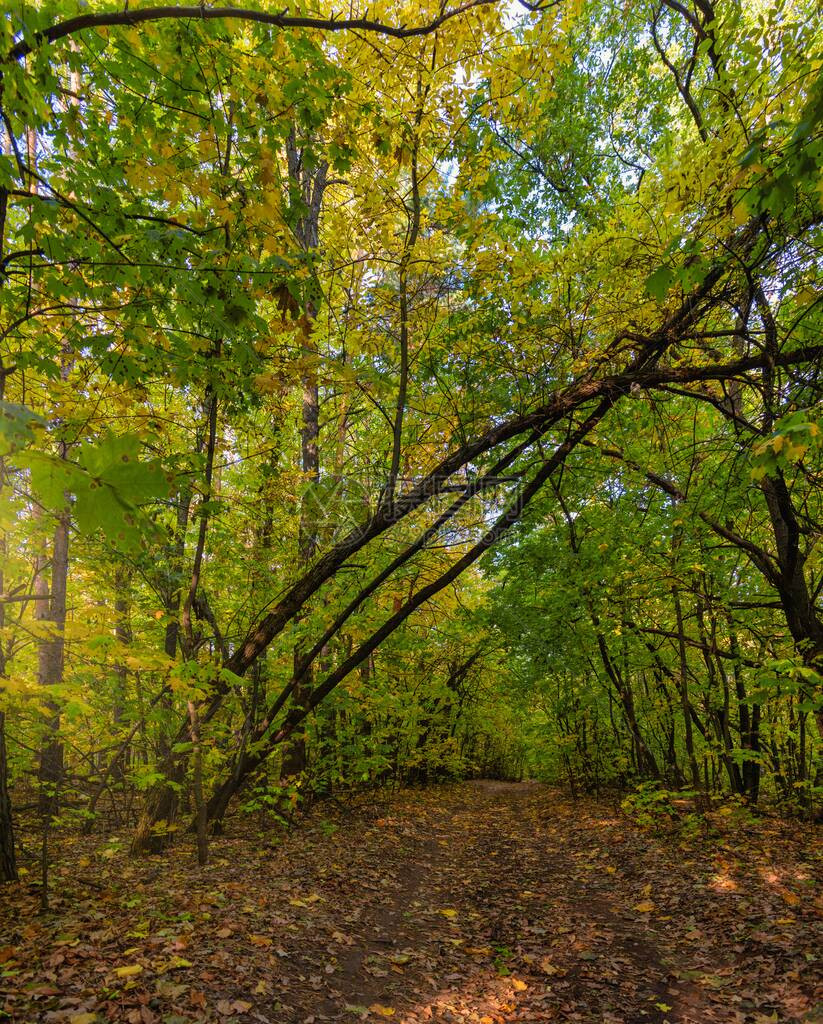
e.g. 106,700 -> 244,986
0,781 -> 820,1023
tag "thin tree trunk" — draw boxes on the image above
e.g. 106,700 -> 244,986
36,509 -> 69,776
672,586 -> 704,806
35,504 -> 69,910
188,700 -> 208,865
0,710 -> 15,882
0,366 -> 17,882
130,486 -> 191,855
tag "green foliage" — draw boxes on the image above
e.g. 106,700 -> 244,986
621,783 -> 680,828
0,0 -> 820,876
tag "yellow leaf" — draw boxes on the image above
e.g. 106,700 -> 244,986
162,955 -> 192,970
249,934 -> 272,946
69,1015 -> 99,1024
439,908 -> 458,919
633,900 -> 656,913
113,963 -> 143,978
512,977 -> 528,991
370,1005 -> 396,1017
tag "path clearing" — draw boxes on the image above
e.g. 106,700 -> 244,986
1,783 -> 820,1023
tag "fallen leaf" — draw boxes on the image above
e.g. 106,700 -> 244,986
438,908 -> 458,919
113,964 -> 143,978
633,900 -> 655,913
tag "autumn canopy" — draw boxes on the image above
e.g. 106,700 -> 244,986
0,0 -> 821,886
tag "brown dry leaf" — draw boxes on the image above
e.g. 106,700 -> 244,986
69,1014 -> 98,1024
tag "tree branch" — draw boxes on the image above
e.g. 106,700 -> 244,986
7,1 -> 499,62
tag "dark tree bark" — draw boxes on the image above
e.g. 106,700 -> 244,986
0,710 -> 14,882
130,486 -> 191,855
280,129 -> 327,782
203,396 -> 616,820
0,346 -> 18,883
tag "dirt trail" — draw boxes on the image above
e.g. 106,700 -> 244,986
1,782 -> 820,1023
300,781 -> 714,1023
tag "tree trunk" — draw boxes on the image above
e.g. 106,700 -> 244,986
130,486 -> 191,855
672,586 -> 704,805
0,367 -> 17,882
36,509 -> 69,820
280,129 -> 327,783
0,710 -> 16,882
188,701 -> 208,866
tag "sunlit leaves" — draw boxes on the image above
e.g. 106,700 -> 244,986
17,433 -> 171,552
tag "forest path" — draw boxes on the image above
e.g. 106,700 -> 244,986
1,782 -> 820,1023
